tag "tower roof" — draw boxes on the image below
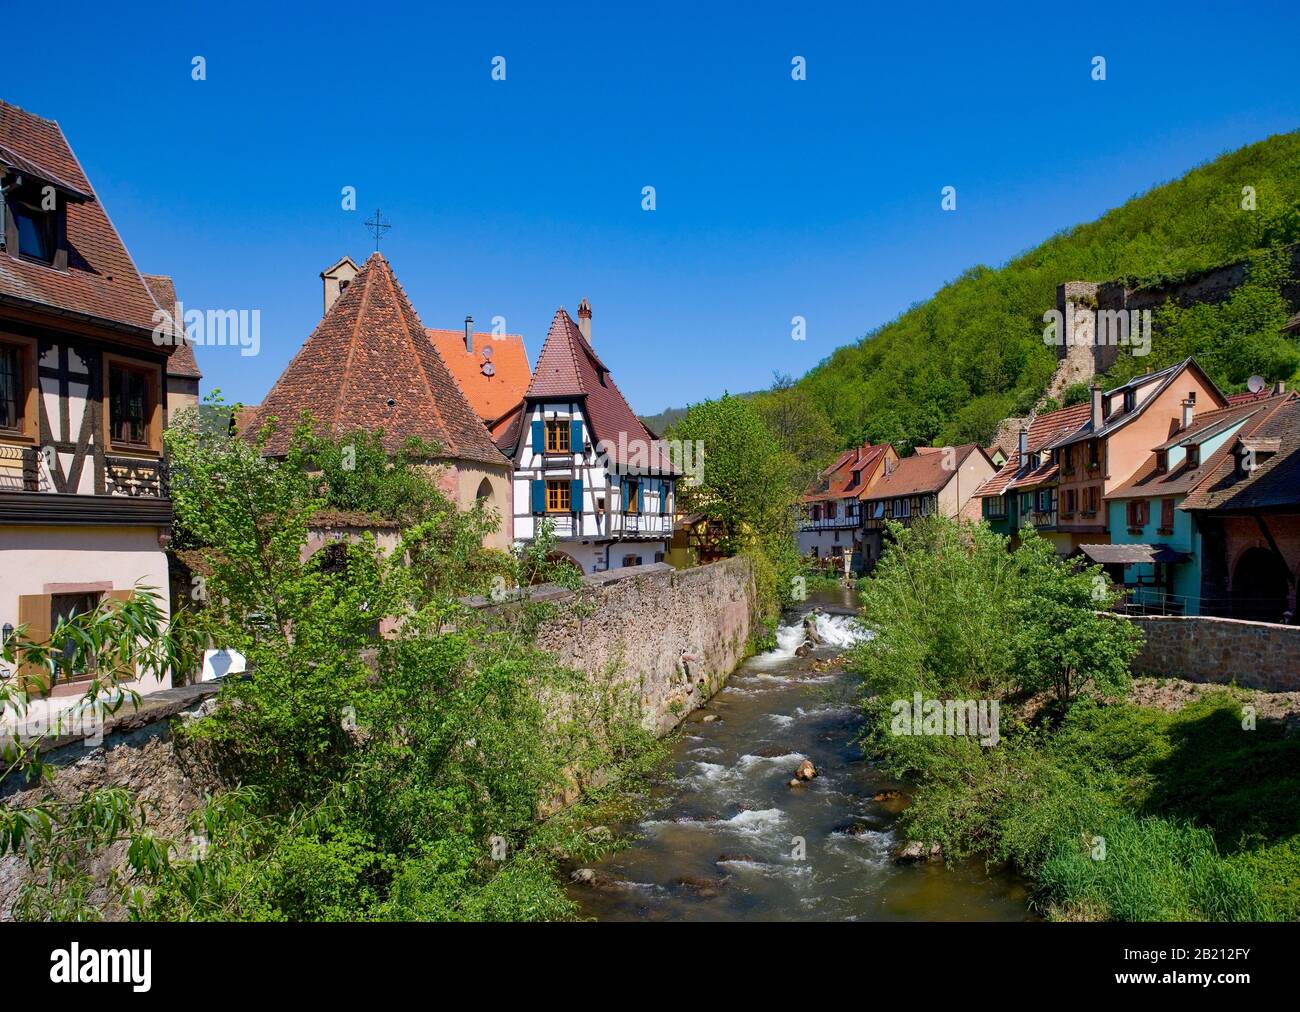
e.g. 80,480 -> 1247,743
249,253 -> 505,464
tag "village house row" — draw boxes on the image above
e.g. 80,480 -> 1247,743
799,355 -> 1300,623
0,99 -> 679,715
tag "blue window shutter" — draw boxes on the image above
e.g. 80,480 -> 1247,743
531,479 -> 545,513
620,481 -> 629,511
636,482 -> 644,514
570,418 -> 583,451
570,478 -> 583,512
531,419 -> 544,454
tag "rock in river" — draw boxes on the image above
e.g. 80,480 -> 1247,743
892,840 -> 943,864
794,759 -> 817,781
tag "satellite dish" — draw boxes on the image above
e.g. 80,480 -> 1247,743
1247,375 -> 1266,394
482,345 -> 494,360
481,362 -> 496,377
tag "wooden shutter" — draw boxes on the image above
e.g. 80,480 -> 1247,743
570,478 -> 583,513
620,481 -> 629,511
15,593 -> 52,696
570,419 -> 583,452
530,479 -> 545,514
636,482 -> 645,514
530,419 -> 544,455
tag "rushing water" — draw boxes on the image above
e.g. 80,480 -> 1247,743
569,589 -> 1031,921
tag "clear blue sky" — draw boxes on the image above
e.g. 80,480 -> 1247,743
12,1 -> 1300,414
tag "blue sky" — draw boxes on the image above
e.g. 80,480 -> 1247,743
12,1 -> 1300,414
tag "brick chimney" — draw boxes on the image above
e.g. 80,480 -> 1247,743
1018,428 -> 1028,459
1090,382 -> 1104,430
464,315 -> 474,354
1275,380 -> 1287,395
577,298 -> 592,343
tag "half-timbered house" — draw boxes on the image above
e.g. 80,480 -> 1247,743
497,302 -> 678,573
0,100 -> 189,711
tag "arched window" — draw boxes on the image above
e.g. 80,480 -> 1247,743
475,477 -> 493,502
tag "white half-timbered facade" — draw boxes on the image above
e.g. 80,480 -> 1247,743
499,304 -> 677,574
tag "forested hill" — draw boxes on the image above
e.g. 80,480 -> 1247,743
799,130 -> 1300,451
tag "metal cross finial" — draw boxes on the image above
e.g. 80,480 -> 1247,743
364,208 -> 391,251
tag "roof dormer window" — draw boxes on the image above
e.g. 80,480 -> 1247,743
1123,388 -> 1136,413
3,180 -> 66,268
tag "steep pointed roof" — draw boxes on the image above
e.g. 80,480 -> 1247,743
518,307 -> 674,472
249,253 -> 505,464
0,100 -> 160,336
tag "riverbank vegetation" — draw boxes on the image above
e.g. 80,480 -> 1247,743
667,394 -> 803,624
1,412 -> 662,921
852,517 -> 1300,921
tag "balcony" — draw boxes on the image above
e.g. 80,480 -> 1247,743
0,444 -> 171,526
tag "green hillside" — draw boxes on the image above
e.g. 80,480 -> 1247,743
799,131 -> 1300,450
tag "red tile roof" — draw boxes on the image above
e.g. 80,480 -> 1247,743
427,327 -> 530,427
863,444 -> 986,500
0,101 -> 160,336
140,274 -> 202,379
1180,393 -> 1300,512
801,442 -> 888,502
972,402 -> 1092,498
248,253 -> 506,465
511,307 -> 674,472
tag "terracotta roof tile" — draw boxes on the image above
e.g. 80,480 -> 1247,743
973,402 -> 1091,498
863,444 -> 984,500
1180,394 -> 1300,512
514,307 -> 674,472
801,442 -> 887,502
427,327 -> 530,426
0,101 -> 160,335
248,253 -> 506,466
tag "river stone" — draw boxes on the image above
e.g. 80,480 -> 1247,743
892,840 -> 943,864
674,875 -> 726,897
794,759 -> 817,781
702,714 -> 721,724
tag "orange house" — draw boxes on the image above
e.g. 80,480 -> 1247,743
1043,358 -> 1227,554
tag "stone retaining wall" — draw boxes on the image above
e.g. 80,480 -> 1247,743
1125,614 -> 1300,691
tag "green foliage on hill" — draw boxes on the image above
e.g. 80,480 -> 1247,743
800,131 -> 1300,450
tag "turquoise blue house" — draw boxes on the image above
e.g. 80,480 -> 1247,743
1102,398 -> 1271,614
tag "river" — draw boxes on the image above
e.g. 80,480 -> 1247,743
569,588 -> 1032,921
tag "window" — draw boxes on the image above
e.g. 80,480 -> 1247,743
811,504 -> 822,522
0,336 -> 37,440
10,197 -> 56,264
1036,489 -> 1052,513
1186,444 -> 1200,468
1126,499 -> 1149,530
826,502 -> 837,520
622,554 -> 640,567
1062,445 -> 1075,474
1063,488 -> 1077,516
1155,450 -> 1168,474
108,362 -> 153,447
625,478 -> 640,514
1160,498 -> 1175,533
51,592 -> 102,683
654,552 -> 665,564
1086,440 -> 1100,468
545,419 -> 571,453
545,479 -> 571,513
984,496 -> 1006,518
1123,389 -> 1136,413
